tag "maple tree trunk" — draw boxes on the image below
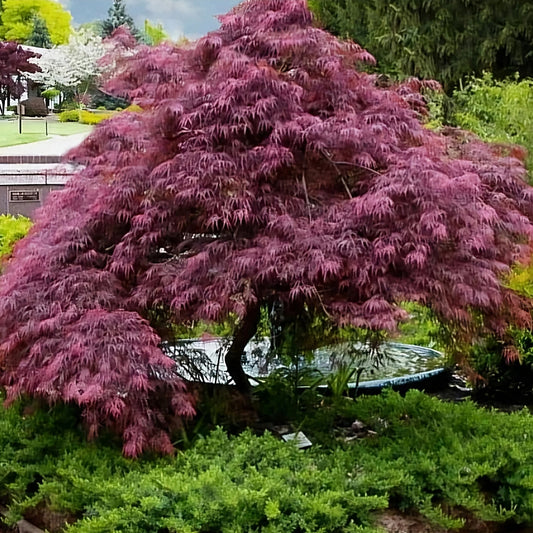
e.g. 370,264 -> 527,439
225,305 -> 261,394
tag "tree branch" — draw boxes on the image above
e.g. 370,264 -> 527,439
301,171 -> 312,221
225,304 -> 261,393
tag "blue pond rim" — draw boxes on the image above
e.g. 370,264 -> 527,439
342,367 -> 452,395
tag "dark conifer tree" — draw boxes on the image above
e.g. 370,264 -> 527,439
1,0 -> 533,456
26,15 -> 53,48
101,0 -> 138,39
309,0 -> 533,90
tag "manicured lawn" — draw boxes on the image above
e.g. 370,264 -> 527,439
0,118 -> 93,147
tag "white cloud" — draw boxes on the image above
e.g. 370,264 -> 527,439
143,0 -> 199,18
128,0 -> 202,39
66,0 -> 240,42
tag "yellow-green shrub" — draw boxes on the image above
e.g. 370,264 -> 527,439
58,109 -> 113,125
0,215 -> 31,262
78,110 -> 113,125
124,104 -> 143,113
58,109 -> 81,122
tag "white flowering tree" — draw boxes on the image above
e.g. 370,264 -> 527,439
29,28 -> 106,106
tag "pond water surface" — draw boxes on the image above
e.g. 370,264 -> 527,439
164,339 -> 447,386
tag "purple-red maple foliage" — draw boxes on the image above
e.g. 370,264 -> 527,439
1,0 -> 533,455
0,41 -> 40,115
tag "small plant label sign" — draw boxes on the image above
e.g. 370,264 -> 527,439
281,432 -> 313,449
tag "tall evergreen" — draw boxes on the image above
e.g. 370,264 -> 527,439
101,0 -> 137,39
26,15 -> 53,48
309,0 -> 533,91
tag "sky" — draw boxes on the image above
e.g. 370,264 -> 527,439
59,0 -> 241,40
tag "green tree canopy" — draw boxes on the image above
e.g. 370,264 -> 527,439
0,0 -> 72,45
309,0 -> 533,91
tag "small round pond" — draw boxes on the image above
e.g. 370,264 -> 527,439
164,339 -> 449,392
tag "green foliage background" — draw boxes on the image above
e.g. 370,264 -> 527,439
309,0 -> 533,91
422,74 -> 533,392
452,74 -> 533,173
0,0 -> 72,45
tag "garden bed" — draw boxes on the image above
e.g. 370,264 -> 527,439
1,390 -> 533,533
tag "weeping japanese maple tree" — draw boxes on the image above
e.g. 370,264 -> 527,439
1,0 -> 533,456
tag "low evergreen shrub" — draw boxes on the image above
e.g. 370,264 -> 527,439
341,391 -> 533,525
1,391 -> 532,532
58,110 -> 81,123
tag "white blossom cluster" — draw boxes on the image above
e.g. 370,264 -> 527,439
28,29 -> 107,94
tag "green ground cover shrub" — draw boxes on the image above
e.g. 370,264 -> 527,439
343,391 -> 533,526
1,391 -> 533,532
0,398 -> 140,528
0,214 -> 32,260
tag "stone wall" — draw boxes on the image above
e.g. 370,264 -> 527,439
0,163 -> 76,217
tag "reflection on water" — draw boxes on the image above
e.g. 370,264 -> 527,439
164,339 -> 446,385
314,342 -> 446,380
